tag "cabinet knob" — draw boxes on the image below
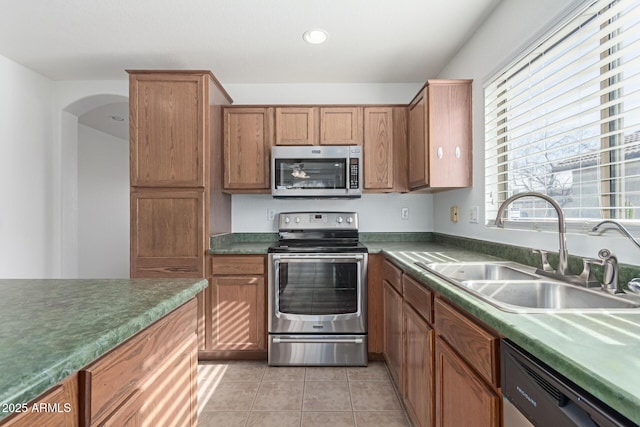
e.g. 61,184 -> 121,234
437,147 -> 443,159
455,146 -> 461,159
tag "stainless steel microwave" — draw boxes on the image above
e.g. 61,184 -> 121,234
271,145 -> 362,198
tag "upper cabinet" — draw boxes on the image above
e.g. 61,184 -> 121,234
223,107 -> 273,192
363,107 -> 408,192
408,80 -> 472,191
275,107 -> 317,145
320,107 -> 363,145
128,70 -> 232,278
130,73 -> 207,187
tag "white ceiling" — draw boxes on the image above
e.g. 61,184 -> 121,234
0,0 -> 500,83
2,0 -> 501,140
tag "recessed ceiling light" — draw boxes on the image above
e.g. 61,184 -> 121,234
303,29 -> 328,44
109,115 -> 125,122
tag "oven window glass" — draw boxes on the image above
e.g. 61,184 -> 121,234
274,158 -> 347,190
277,261 -> 358,315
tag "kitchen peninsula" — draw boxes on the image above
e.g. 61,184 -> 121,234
0,278 -> 207,426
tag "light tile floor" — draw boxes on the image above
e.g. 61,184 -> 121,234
197,361 -> 412,427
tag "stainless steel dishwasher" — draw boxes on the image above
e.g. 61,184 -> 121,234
501,340 -> 637,427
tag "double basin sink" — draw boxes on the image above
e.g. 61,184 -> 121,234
415,261 -> 640,313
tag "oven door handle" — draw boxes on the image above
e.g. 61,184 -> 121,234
272,337 -> 364,344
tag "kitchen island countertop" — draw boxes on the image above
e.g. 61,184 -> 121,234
0,278 -> 207,421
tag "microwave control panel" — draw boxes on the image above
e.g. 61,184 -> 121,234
349,158 -> 359,189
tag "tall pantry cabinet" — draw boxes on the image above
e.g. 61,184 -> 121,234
128,70 -> 232,278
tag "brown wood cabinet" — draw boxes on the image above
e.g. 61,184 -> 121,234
128,70 -> 232,278
204,255 -> 267,356
366,254 -> 384,355
129,73 -> 206,188
223,107 -> 273,191
435,338 -> 500,427
320,107 -> 363,145
402,274 -> 434,427
408,80 -> 472,191
130,189 -> 205,278
403,302 -> 434,427
382,260 -> 403,390
363,107 -> 409,192
1,374 -> 79,427
275,107 -> 317,145
80,299 -> 198,427
381,256 -> 502,427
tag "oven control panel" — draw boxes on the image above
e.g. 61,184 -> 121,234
278,212 -> 358,230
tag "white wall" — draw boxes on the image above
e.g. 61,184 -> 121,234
77,124 -> 129,278
430,0 -> 640,264
232,194 -> 433,232
0,55 -> 55,277
224,82 -> 434,233
55,81 -> 128,277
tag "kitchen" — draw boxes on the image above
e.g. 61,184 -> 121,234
2,0 -> 640,426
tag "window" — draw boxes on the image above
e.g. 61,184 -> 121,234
485,0 -> 640,225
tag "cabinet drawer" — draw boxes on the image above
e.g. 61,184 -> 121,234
81,299 -> 196,426
2,374 -> 78,427
434,298 -> 498,386
211,255 -> 265,275
383,260 -> 402,294
403,274 -> 433,324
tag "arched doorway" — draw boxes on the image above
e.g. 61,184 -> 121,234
62,94 -> 129,278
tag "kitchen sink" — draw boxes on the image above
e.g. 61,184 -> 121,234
460,280 -> 640,312
415,261 -> 640,313
415,262 -> 538,281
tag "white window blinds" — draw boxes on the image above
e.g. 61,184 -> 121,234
485,0 -> 640,224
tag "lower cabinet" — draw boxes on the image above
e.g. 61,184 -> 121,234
1,374 -> 79,427
435,338 -> 500,427
381,256 -> 502,427
383,280 -> 403,390
204,255 -> 267,356
81,299 -> 198,427
403,302 -> 434,427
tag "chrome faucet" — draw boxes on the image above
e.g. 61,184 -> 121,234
495,192 -> 569,276
591,219 -> 640,251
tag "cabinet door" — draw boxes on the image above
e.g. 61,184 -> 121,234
408,89 -> 428,189
435,338 -> 500,427
129,73 -> 206,187
364,107 -> 393,190
211,275 -> 265,351
223,107 -> 273,190
130,189 -> 205,278
320,107 -> 363,145
275,107 -> 317,145
383,280 -> 403,391
428,82 -> 472,188
403,303 -> 434,427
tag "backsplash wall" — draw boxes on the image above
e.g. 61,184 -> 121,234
231,193 -> 434,232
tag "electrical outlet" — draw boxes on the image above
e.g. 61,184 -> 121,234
401,207 -> 409,220
450,206 -> 459,222
469,206 -> 479,223
267,208 -> 276,221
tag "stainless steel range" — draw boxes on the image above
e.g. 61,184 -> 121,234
268,211 -> 368,366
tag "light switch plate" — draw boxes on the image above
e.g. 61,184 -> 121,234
469,206 -> 479,223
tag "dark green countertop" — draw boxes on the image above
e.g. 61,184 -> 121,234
206,233 -> 640,424
0,278 -> 208,421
